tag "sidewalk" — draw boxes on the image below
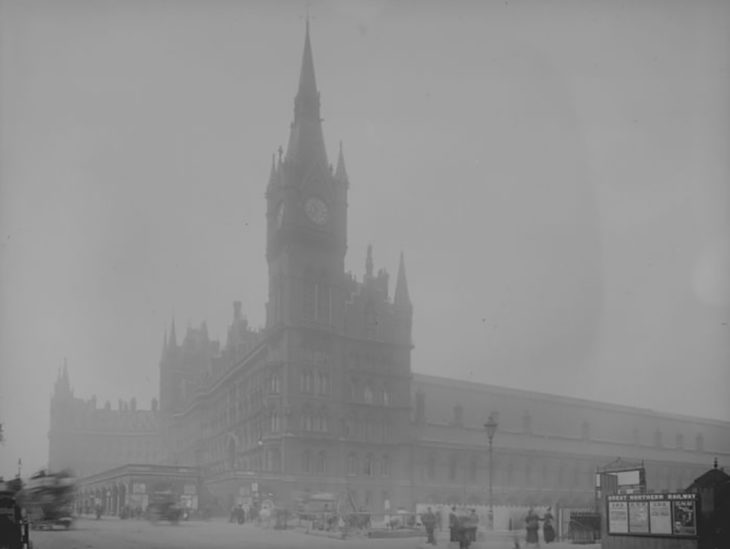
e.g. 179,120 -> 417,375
417,530 -> 601,549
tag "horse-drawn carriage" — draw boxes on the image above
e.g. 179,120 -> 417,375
145,491 -> 183,524
18,471 -> 75,531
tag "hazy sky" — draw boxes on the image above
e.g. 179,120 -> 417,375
1,1 -> 729,479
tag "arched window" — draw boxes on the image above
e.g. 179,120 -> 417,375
302,450 -> 311,473
319,408 -> 329,432
271,373 -> 280,394
347,453 -> 358,476
695,433 -> 704,451
381,455 -> 391,476
364,386 -> 374,404
317,372 -> 329,395
302,407 -> 312,432
449,453 -> 458,482
364,454 -> 373,476
383,388 -> 391,406
315,451 -> 326,474
427,453 -> 436,480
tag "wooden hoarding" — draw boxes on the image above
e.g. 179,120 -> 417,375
606,493 -> 697,538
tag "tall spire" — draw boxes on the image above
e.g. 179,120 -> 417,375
297,16 -> 318,103
285,20 -> 328,175
335,141 -> 349,185
394,252 -> 411,309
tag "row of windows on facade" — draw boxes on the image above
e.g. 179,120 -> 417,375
351,383 -> 392,405
445,407 -> 708,451
419,453 -> 703,488
344,453 -> 392,477
202,448 -> 393,478
193,415 -> 395,466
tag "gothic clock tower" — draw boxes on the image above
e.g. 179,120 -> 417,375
265,20 -> 349,331
255,22 -> 413,512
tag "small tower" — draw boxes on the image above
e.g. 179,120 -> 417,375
394,252 -> 413,345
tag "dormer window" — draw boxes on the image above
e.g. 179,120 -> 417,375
453,405 -> 464,427
523,411 -> 532,434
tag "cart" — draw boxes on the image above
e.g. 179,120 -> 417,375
18,472 -> 75,531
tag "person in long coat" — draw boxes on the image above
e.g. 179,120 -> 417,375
543,507 -> 555,543
449,506 -> 459,544
421,507 -> 437,545
525,507 -> 541,547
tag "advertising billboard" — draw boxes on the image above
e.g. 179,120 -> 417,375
606,493 -> 697,538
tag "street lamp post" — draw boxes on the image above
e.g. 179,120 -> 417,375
484,413 -> 498,530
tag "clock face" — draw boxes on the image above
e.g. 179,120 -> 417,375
305,197 -> 328,225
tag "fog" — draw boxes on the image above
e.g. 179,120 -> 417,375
1,0 -> 729,479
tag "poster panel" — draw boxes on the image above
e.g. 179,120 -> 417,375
672,500 -> 697,536
649,500 -> 671,534
608,500 -> 628,533
628,501 -> 649,533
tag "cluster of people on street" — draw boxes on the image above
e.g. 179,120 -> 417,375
421,506 -> 479,548
419,504 -> 555,548
229,503 -> 247,524
520,506 -> 555,548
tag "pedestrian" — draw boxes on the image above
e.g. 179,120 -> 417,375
449,506 -> 459,546
543,507 -> 555,544
467,509 -> 478,544
525,507 -> 540,547
422,506 -> 437,545
457,512 -> 471,549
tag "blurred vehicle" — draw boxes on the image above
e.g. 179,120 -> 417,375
145,491 -> 182,524
18,470 -> 75,531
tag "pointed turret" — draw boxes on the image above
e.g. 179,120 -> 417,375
268,153 -> 277,186
161,329 -> 168,358
169,318 -> 177,348
365,245 -> 374,279
394,252 -> 412,310
285,19 -> 329,176
62,358 -> 69,384
335,141 -> 349,185
54,358 -> 72,398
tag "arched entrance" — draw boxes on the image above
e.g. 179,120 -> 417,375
111,485 -> 119,515
118,483 -> 127,514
